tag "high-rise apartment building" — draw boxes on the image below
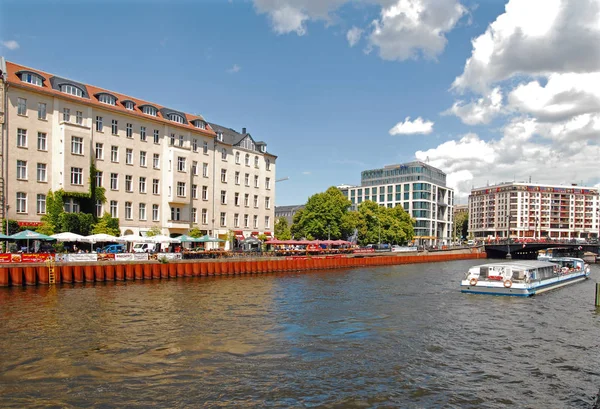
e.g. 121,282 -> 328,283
0,59 -> 276,242
339,161 -> 454,245
469,182 -> 599,240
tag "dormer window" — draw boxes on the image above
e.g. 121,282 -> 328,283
141,105 -> 158,117
169,113 -> 184,124
124,101 -> 135,110
60,84 -> 84,97
98,93 -> 117,106
217,132 -> 223,142
193,120 -> 206,129
19,72 -> 43,87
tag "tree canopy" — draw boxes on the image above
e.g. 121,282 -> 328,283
274,217 -> 292,240
91,212 -> 120,236
355,201 -> 415,246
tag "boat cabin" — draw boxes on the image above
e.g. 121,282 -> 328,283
466,261 -> 556,283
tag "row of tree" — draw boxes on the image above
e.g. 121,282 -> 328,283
274,187 -> 417,246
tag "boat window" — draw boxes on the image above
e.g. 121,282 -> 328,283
479,266 -> 489,278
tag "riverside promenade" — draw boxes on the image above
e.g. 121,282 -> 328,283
0,248 -> 486,287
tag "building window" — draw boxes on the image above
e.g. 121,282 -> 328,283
95,143 -> 103,160
17,98 -> 27,115
244,173 -> 249,186
60,84 -> 83,97
254,156 -> 259,168
111,146 -> 119,162
96,116 -> 103,132
201,209 -> 208,224
203,141 -> 208,154
98,94 -> 116,105
177,182 -> 186,197
202,163 -> 208,177
191,161 -> 198,175
217,132 -> 223,142
244,214 -> 249,228
139,177 -> 147,193
266,177 -> 271,190
233,192 -> 240,206
37,163 -> 47,182
139,203 -> 147,220
71,167 -> 83,185
194,120 -> 206,129
244,193 -> 249,207
16,160 -> 27,180
235,171 -> 240,185
140,126 -> 146,141
153,154 -> 160,169
193,139 -> 198,152
125,175 -> 133,192
245,154 -> 250,166
234,213 -> 240,228
221,148 -> 227,160
126,148 -> 133,165
111,119 -> 118,135
152,179 -> 159,195
125,202 -> 132,220
140,151 -> 147,167
191,207 -> 197,223
178,135 -> 184,147
265,197 -> 271,209
170,207 -> 181,221
96,200 -> 103,217
37,194 -> 46,214
221,169 -> 227,183
266,159 -> 271,171
169,113 -> 184,123
16,192 -> 27,213
235,152 -> 240,164
142,105 -> 157,116
153,130 -> 160,144
253,195 -> 258,208
152,204 -> 159,221
21,72 -> 43,86
177,157 -> 186,172
220,212 -> 226,227
110,200 -> 118,217
202,186 -> 208,200
265,216 -> 270,229
126,123 -> 133,138
63,108 -> 70,122
254,175 -> 259,188
37,102 -> 46,120
110,173 -> 118,190
76,110 -> 83,125
37,132 -> 47,151
169,133 -> 175,146
124,101 -> 135,110
63,197 -> 80,213
221,190 -> 227,205
253,215 -> 258,229
17,128 -> 27,147
71,136 -> 83,155
95,171 -> 103,187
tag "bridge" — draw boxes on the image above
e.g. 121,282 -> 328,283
483,241 -> 599,259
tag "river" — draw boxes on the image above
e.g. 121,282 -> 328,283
1,259 -> 599,408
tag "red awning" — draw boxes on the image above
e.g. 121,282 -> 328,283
251,231 -> 259,236
264,232 -> 272,236
17,221 -> 43,227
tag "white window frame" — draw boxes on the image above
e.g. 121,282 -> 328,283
71,167 -> 83,185
37,163 -> 47,182
95,143 -> 104,160
140,151 -> 147,167
126,148 -> 133,165
37,194 -> 46,214
37,132 -> 47,151
152,204 -> 159,221
76,110 -> 83,125
16,160 -> 27,180
17,128 -> 27,148
139,177 -> 147,193
16,192 -> 27,213
37,102 -> 46,120
17,98 -> 27,116
110,173 -> 119,190
110,200 -> 118,218
71,136 -> 83,155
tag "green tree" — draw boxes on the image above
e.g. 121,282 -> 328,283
355,201 -> 414,246
291,187 -> 354,240
58,212 -> 95,236
274,217 -> 292,240
188,227 -> 203,238
2,219 -> 21,235
41,190 -> 64,233
92,212 -> 120,236
454,212 -> 469,241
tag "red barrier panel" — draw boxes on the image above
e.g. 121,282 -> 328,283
241,261 -> 249,274
160,264 -> 169,279
61,265 -> 72,284
37,266 -> 49,285
95,264 -> 105,282
214,262 -> 222,276
233,261 -> 240,275
221,261 -> 229,275
24,266 -> 36,286
184,263 -> 193,277
85,265 -> 95,282
143,264 -> 152,280
192,262 -> 201,277
126,264 -> 135,281
0,268 -> 8,286
176,263 -> 185,278
135,264 -> 144,280
115,264 -> 125,281
10,267 -> 23,286
152,264 -> 161,279
200,262 -> 208,276
258,261 -> 266,273
169,264 -> 177,278
207,262 -> 215,276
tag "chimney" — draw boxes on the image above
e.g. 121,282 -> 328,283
242,127 -> 246,134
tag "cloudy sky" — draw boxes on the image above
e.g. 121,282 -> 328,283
1,0 -> 599,205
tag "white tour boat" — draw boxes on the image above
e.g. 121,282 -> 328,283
461,258 -> 591,296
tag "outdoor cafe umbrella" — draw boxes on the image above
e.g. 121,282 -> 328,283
119,234 -> 153,243
176,234 -> 201,243
82,233 -> 125,251
196,234 -> 225,243
149,235 -> 181,244
10,229 -> 56,251
51,232 -> 86,242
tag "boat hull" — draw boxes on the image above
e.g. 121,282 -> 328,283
461,273 -> 588,297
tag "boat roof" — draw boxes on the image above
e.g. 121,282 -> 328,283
470,260 -> 556,270
549,257 -> 584,262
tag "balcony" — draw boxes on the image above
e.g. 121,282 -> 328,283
166,219 -> 191,229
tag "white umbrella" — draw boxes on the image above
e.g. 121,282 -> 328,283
51,232 -> 86,242
119,234 -> 153,243
82,233 -> 126,243
149,235 -> 181,244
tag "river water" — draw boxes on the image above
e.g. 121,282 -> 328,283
1,259 -> 599,408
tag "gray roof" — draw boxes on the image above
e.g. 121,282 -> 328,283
208,122 -> 247,146
49,76 -> 90,99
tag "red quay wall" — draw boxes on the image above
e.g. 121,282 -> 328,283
0,250 -> 486,287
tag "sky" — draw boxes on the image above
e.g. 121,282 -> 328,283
1,0 -> 599,206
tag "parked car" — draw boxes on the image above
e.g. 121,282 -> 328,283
132,243 -> 157,253
100,244 -> 126,254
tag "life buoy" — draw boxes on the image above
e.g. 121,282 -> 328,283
561,267 -> 569,274
503,279 -> 512,288
469,278 -> 478,286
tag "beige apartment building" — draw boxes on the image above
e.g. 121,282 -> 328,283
0,58 -> 276,244
469,182 -> 600,240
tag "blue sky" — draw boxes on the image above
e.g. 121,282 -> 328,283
1,0 -> 599,206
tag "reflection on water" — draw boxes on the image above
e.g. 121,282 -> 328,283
1,261 -> 599,408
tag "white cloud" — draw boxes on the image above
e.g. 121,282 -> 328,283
368,0 -> 467,61
389,116 -> 434,135
446,87 -> 503,125
302,171 -> 312,175
227,64 -> 241,74
346,26 -> 363,47
452,0 -> 600,92
1,40 -> 19,50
